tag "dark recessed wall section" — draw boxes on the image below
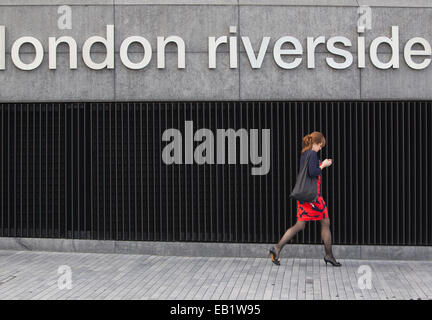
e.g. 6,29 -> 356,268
0,101 -> 431,245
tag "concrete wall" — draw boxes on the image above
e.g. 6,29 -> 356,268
0,0 -> 431,101
1,237 -> 432,260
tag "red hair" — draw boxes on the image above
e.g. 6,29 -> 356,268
301,131 -> 326,155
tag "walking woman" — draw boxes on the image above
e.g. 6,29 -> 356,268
269,131 -> 341,267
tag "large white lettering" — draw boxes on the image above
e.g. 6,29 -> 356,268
0,25 -> 429,71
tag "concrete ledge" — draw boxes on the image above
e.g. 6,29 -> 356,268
0,0 -> 114,5
1,0 -> 431,8
357,0 -> 432,8
0,237 -> 431,261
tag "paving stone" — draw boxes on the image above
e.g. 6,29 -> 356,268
0,250 -> 431,300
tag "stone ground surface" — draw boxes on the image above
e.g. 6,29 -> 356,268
0,249 -> 431,300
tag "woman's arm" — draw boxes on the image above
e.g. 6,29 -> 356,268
308,151 -> 322,177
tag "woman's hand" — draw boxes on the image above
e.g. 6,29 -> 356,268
321,159 -> 333,169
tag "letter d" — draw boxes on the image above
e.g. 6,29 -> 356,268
82,24 -> 114,70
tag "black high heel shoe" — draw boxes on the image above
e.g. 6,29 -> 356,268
324,255 -> 342,267
269,247 -> 280,266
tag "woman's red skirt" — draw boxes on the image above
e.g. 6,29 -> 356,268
296,161 -> 329,221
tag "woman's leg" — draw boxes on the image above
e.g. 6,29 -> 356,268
320,218 -> 334,258
274,220 -> 306,259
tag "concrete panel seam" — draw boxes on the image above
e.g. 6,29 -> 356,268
114,0 -> 116,102
237,0 -> 240,100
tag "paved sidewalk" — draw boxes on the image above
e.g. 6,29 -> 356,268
0,250 -> 431,300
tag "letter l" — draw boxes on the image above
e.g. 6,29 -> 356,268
0,26 -> 5,70
185,121 -> 193,164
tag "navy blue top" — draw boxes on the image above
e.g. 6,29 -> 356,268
300,150 -> 322,177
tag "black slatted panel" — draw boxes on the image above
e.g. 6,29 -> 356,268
0,101 -> 431,245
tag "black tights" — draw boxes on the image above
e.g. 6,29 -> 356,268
274,218 -> 334,259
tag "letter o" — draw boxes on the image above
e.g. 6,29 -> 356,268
11,36 -> 44,70
120,36 -> 152,70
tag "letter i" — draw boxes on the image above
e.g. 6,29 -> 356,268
357,13 -> 366,69
358,35 -> 365,68
0,26 -> 5,70
229,25 -> 238,69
